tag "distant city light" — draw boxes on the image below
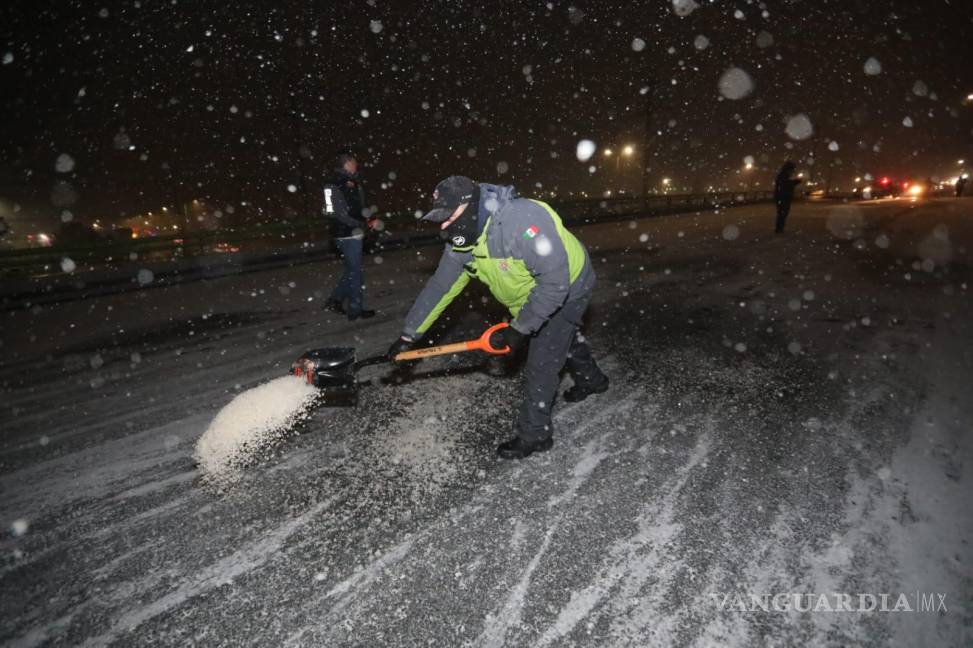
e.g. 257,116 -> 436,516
622,145 -> 634,156
603,148 -> 613,157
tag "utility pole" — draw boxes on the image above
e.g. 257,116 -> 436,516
641,79 -> 655,202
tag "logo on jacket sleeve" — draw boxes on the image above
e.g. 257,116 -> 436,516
523,225 -> 539,239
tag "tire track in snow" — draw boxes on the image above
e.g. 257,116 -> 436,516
74,496 -> 336,648
535,429 -> 712,647
474,394 -> 642,647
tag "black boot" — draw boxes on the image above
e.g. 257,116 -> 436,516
496,436 -> 553,460
348,309 -> 376,321
563,375 -> 609,403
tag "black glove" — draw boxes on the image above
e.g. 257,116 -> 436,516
489,325 -> 529,355
387,336 -> 415,363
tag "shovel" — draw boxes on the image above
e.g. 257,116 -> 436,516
291,322 -> 511,402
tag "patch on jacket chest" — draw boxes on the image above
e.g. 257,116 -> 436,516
522,225 -> 539,239
498,260 -> 510,271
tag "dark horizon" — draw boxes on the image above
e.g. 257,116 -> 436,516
2,0 -> 971,231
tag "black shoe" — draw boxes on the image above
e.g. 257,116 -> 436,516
496,436 -> 553,460
325,299 -> 346,314
563,375 -> 609,403
348,309 -> 376,321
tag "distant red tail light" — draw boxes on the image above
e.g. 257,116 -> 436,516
880,177 -> 890,186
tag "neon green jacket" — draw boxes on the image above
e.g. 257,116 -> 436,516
403,184 -> 592,338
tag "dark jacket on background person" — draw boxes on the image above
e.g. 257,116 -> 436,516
774,166 -> 801,202
323,169 -> 366,239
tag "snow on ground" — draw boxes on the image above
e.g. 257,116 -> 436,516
1,198 -> 971,646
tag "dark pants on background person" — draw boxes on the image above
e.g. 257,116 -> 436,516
330,236 -> 364,317
518,270 -> 606,442
775,199 -> 792,233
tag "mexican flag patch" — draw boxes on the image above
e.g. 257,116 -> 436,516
523,225 -> 540,240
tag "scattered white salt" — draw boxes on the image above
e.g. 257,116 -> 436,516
194,375 -> 320,484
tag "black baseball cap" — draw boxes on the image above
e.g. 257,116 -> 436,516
421,176 -> 476,222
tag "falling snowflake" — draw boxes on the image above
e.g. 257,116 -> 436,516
55,153 -> 75,173
785,113 -> 813,140
718,67 -> 754,100
576,139 -> 596,162
863,57 -> 882,75
672,0 -> 699,17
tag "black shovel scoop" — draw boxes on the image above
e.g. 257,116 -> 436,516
291,322 -> 511,403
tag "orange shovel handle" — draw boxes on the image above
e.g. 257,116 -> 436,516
393,322 -> 511,362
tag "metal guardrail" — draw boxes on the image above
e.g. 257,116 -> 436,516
0,191 -> 774,279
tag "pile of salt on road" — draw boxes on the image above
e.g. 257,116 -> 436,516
194,375 -> 319,485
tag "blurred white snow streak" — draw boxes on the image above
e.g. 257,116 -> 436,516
194,375 -> 318,484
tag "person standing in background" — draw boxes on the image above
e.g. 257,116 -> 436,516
324,150 -> 376,320
773,161 -> 802,234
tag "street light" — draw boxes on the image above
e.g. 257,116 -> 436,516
622,145 -> 634,156
603,148 -> 613,157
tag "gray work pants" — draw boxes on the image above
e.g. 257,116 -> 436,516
518,268 -> 605,441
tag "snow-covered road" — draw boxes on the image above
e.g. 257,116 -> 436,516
2,198 -> 971,647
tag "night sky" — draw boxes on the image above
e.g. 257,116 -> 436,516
2,0 -> 971,229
